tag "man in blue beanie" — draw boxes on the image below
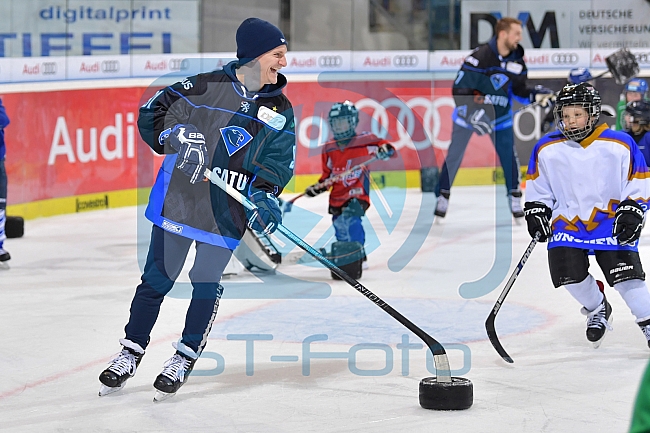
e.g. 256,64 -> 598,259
99,18 -> 295,401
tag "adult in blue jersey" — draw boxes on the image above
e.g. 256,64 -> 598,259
99,18 -> 296,401
0,97 -> 10,263
435,17 -> 554,219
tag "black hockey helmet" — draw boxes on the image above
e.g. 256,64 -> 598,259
624,100 -> 650,125
553,83 -> 601,141
328,100 -> 359,140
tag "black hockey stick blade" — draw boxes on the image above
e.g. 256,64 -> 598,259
485,234 -> 540,363
606,48 -> 639,85
485,309 -> 514,363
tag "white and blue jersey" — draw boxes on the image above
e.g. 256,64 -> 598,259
526,124 -> 650,251
138,61 -> 296,250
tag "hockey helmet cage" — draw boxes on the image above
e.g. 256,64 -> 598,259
553,83 -> 602,142
568,68 -> 593,85
328,100 -> 359,140
625,100 -> 650,125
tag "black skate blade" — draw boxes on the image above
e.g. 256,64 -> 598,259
98,383 -> 125,396
153,390 -> 176,402
592,315 -> 613,349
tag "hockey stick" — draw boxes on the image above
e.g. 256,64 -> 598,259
204,167 -> 453,382
592,48 -> 639,84
485,232 -> 540,363
284,156 -> 380,213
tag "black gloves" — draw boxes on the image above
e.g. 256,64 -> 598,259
524,201 -> 553,242
613,199 -> 645,246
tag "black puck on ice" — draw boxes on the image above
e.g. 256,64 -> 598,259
6,216 -> 24,239
419,376 -> 473,410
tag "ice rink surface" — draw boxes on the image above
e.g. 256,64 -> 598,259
1,185 -> 649,432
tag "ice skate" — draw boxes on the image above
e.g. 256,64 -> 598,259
581,293 -> 613,349
0,247 -> 10,270
638,318 -> 650,349
434,192 -> 449,220
98,341 -> 144,396
510,191 -> 525,219
153,351 -> 197,402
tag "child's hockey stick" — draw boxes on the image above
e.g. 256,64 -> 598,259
203,166 -> 453,382
283,156 -> 379,213
485,233 -> 540,363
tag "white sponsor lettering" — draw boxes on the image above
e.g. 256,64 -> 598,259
48,113 -> 136,165
162,220 -> 183,234
211,167 -> 249,191
257,105 -> 286,130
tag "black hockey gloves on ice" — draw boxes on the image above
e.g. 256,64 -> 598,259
246,189 -> 282,234
376,143 -> 396,161
613,199 -> 645,246
524,201 -> 553,242
305,183 -> 328,197
168,124 -> 209,184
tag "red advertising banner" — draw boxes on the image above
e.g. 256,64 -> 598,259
2,78 -> 501,207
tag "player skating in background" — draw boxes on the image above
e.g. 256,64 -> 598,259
623,100 -> 650,166
524,82 -> 650,348
304,101 -> 395,278
434,17 -> 554,220
98,17 -> 295,401
540,68 -> 594,134
616,78 -> 649,131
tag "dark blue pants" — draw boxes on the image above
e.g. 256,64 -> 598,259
436,123 -> 521,196
0,158 -> 6,246
124,225 -> 231,355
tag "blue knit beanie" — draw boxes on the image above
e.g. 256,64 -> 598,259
236,18 -> 287,65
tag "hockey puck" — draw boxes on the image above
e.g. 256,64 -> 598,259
6,216 -> 24,239
418,376 -> 473,410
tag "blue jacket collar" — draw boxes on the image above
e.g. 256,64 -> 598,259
223,60 -> 287,99
488,37 -> 525,62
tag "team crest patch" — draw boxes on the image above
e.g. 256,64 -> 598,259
220,126 -> 253,156
490,74 -> 509,90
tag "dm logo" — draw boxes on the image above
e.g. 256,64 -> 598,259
220,126 -> 253,157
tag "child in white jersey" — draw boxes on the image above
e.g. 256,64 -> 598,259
524,82 -> 650,348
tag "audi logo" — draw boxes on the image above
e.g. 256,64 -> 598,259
318,55 -> 343,67
101,60 -> 120,73
169,58 -> 190,71
393,55 -> 419,67
42,62 -> 57,75
551,53 -> 579,65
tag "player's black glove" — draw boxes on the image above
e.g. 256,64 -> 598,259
469,108 -> 493,136
376,143 -> 396,161
613,199 -> 645,246
246,188 -> 282,234
305,183 -> 328,197
167,124 -> 209,184
524,201 -> 553,242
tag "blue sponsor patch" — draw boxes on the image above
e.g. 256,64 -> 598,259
220,126 -> 253,156
490,73 -> 509,90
